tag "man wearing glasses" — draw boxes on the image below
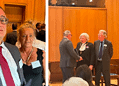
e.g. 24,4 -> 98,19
0,7 -> 27,86
94,30 -> 113,86
59,30 -> 83,83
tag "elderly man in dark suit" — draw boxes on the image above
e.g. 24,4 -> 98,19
94,30 -> 113,86
59,30 -> 83,83
0,7 -> 27,86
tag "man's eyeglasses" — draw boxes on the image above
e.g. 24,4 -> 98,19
69,34 -> 72,36
0,17 -> 9,24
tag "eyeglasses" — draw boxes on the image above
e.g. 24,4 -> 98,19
0,17 -> 8,24
69,34 -> 72,36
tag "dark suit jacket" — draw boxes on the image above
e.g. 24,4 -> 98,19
36,30 -> 45,42
94,39 -> 113,71
59,38 -> 81,67
0,42 -> 26,86
75,42 -> 94,66
6,31 -> 17,45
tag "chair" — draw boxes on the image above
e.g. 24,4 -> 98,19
92,64 -> 119,86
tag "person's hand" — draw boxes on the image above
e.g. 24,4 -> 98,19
76,56 -> 83,62
89,65 -> 93,70
79,56 -> 83,61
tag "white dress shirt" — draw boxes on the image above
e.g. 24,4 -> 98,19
0,42 -> 21,86
79,43 -> 86,51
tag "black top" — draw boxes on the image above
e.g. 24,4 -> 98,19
23,49 -> 43,86
36,30 -> 45,42
75,42 -> 94,68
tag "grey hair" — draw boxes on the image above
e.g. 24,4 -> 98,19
79,33 -> 89,42
99,30 -> 107,38
62,77 -> 89,86
63,30 -> 71,36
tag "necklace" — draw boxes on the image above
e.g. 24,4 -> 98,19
21,47 -> 33,64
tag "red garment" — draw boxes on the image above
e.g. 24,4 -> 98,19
0,47 -> 15,86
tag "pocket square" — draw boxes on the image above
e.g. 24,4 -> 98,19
104,44 -> 107,47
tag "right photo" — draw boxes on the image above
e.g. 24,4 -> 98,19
48,0 -> 119,86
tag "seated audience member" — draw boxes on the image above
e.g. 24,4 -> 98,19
6,23 -> 17,45
76,64 -> 94,86
62,77 -> 89,86
17,23 -> 45,86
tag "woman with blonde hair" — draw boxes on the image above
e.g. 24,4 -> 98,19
17,23 -> 45,86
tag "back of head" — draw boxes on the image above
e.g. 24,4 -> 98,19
41,23 -> 45,29
63,30 -> 71,36
76,64 -> 92,83
62,77 -> 89,86
12,23 -> 17,30
36,22 -> 41,29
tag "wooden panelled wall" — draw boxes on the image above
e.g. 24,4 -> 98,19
49,0 -> 119,62
105,0 -> 119,59
0,0 -> 45,23
49,6 -> 107,62
0,0 -> 45,31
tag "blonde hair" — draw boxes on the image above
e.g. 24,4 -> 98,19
17,23 -> 36,43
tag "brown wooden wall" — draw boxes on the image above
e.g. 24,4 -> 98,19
49,6 -> 107,62
0,0 -> 45,23
0,0 -> 45,35
105,0 -> 119,59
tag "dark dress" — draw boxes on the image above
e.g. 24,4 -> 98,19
23,49 -> 43,86
75,42 -> 94,68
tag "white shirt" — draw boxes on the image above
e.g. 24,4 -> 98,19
0,42 -> 21,86
32,39 -> 46,51
79,43 -> 86,51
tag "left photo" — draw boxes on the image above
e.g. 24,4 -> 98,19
0,0 -> 47,86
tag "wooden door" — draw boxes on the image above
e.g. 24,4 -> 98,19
4,5 -> 25,41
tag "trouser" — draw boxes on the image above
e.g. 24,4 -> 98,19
60,67 -> 74,83
95,61 -> 110,86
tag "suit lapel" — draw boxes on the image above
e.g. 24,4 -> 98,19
4,42 -> 23,84
96,40 -> 100,58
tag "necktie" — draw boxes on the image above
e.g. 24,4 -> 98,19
0,47 -> 15,86
99,42 -> 103,59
